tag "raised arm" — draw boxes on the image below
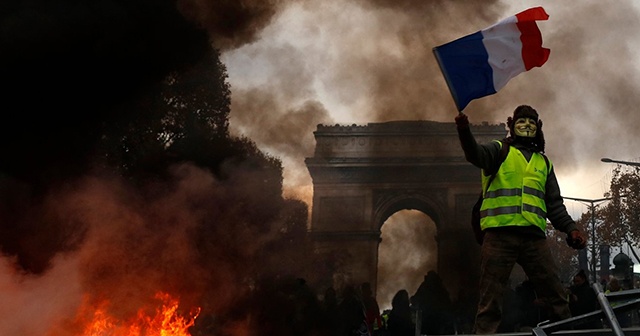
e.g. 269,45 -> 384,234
455,113 -> 502,174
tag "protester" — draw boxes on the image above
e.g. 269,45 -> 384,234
411,271 -> 455,334
337,285 -> 368,335
513,279 -> 548,331
568,269 -> 600,329
321,286 -> 341,334
387,290 -> 414,336
455,105 -> 588,334
361,282 -> 383,335
604,277 -> 631,328
497,279 -> 519,333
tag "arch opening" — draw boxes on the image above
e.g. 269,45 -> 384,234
376,209 -> 437,310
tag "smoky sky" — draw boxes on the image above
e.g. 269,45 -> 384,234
177,0 -> 287,50
223,0 -> 640,203
0,0 -> 290,183
3,0 -> 640,333
220,0 -> 640,306
0,1 -> 311,333
1,0 -> 206,182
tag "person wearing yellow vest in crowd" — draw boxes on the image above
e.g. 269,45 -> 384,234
454,105 -> 588,334
605,277 -> 631,328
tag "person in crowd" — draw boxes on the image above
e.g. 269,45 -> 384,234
452,284 -> 478,334
290,277 -> 323,334
498,279 -> 518,333
411,271 -> 455,334
321,286 -> 340,334
455,105 -> 588,334
569,269 -> 601,329
513,279 -> 548,331
387,289 -> 414,336
337,285 -> 368,335
361,282 -> 383,335
605,277 -> 632,328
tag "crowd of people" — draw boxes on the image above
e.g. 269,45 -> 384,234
498,269 -> 639,332
329,269 -> 638,336
317,271 -> 458,336
212,268 -> 638,336
234,272 -> 460,336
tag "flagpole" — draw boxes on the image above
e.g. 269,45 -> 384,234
432,47 -> 463,113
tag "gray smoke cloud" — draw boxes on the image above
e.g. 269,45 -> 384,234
222,0 -> 505,200
223,0 -> 640,202
219,0 -> 640,305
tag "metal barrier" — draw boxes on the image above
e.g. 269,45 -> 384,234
531,284 -> 640,336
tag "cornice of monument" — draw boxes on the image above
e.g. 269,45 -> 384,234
315,120 -> 505,135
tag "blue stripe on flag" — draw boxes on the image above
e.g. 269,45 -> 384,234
433,31 -> 496,111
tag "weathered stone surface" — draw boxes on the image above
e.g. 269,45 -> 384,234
306,120 -> 505,298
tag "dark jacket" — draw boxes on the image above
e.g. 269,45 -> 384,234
457,126 -> 577,238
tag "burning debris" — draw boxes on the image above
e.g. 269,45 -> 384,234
70,292 -> 200,336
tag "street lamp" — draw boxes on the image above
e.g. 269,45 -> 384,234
601,157 -> 640,167
563,196 -> 614,284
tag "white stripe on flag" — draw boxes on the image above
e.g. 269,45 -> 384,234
481,16 -> 526,92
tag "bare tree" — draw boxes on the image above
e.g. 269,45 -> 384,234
601,166 -> 640,263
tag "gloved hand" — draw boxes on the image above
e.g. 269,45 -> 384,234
566,230 -> 587,250
455,113 -> 469,129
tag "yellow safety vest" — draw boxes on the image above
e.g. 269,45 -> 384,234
480,142 -> 551,232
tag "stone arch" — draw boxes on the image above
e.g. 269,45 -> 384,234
374,191 -> 444,232
305,120 -> 506,298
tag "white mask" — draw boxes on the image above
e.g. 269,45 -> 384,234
513,117 -> 537,138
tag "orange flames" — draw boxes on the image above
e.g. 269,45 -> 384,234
76,292 -> 200,336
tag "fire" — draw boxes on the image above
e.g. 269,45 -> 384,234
78,292 -> 200,336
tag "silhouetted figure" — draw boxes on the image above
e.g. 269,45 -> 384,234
513,279 -> 547,331
387,290 -> 414,336
321,286 -> 340,334
569,269 -> 601,329
498,280 -> 518,333
605,277 -> 632,328
337,285 -> 368,335
361,282 -> 383,335
248,277 -> 299,336
291,278 -> 323,335
453,285 -> 477,334
411,271 -> 455,335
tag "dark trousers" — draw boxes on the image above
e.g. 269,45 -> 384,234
474,230 -> 571,334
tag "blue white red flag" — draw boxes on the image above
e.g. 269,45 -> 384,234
433,7 -> 550,111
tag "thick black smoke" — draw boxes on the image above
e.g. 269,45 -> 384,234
0,1 -> 327,334
178,0 -> 289,50
0,0 -> 208,181
0,0 -> 210,273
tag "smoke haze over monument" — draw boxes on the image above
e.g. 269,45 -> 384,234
2,0 -> 640,333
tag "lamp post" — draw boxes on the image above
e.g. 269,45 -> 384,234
563,196 -> 614,284
601,157 -> 640,167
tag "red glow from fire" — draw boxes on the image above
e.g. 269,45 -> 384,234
76,292 -> 200,336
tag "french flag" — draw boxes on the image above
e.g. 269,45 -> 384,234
433,7 -> 550,111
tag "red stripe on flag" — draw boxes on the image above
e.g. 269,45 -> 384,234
515,6 -> 549,22
516,7 -> 550,71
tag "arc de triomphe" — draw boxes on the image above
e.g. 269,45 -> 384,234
305,120 -> 506,296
